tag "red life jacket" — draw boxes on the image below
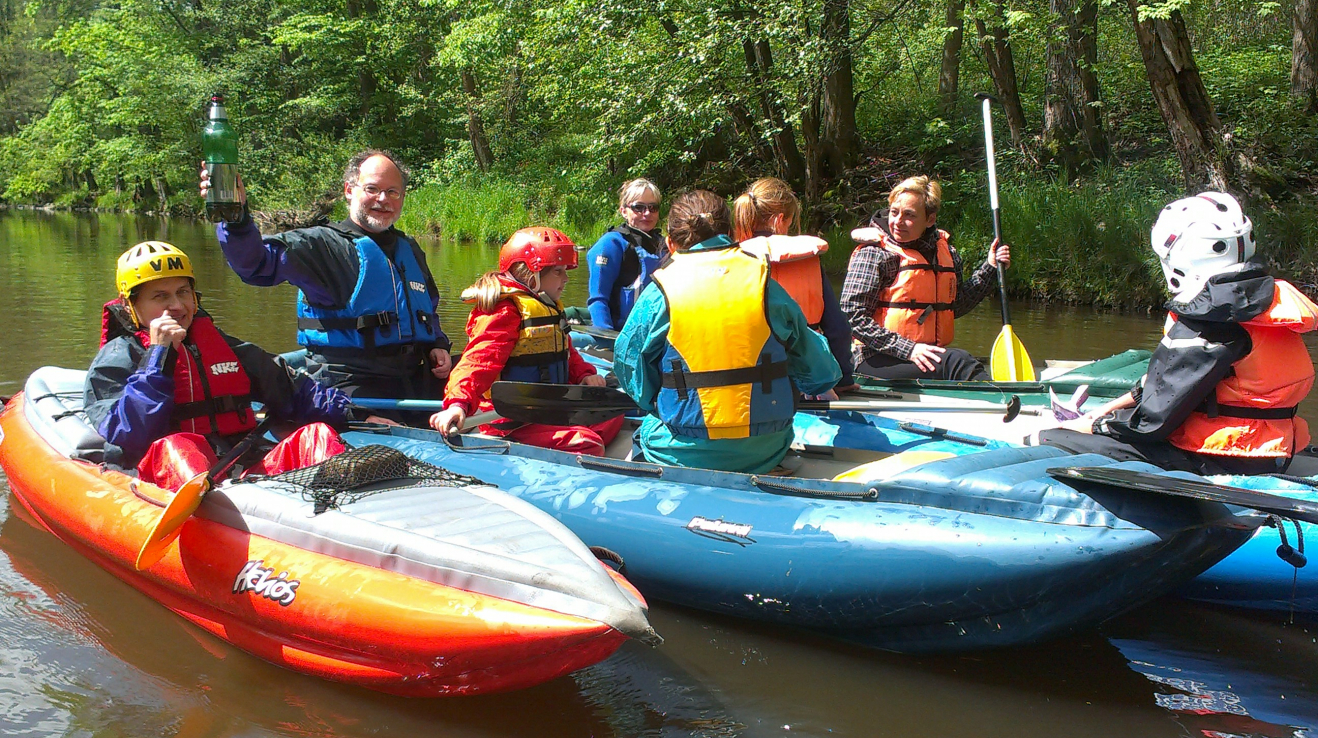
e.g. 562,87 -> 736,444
100,300 -> 257,438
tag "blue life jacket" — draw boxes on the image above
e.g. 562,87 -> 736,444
296,229 -> 439,355
651,244 -> 796,439
604,226 -> 664,326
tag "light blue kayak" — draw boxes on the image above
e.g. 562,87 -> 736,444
341,412 -> 1261,652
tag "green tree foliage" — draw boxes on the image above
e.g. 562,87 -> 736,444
0,0 -> 1316,305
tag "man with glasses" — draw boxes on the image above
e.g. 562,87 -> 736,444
200,150 -> 452,407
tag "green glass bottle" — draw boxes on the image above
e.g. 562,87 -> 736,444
202,94 -> 243,222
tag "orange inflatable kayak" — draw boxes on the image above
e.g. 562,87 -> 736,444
0,368 -> 657,696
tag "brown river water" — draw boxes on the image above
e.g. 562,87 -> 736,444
0,210 -> 1315,737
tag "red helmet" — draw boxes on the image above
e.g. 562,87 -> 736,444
499,227 -> 579,273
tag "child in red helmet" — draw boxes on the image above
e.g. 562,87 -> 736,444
429,227 -> 623,455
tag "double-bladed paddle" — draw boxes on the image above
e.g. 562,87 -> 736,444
486,382 -> 1025,425
135,414 -> 276,571
351,384 -> 1024,425
976,93 -> 1036,383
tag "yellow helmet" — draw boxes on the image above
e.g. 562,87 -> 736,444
116,241 -> 196,329
116,241 -> 194,300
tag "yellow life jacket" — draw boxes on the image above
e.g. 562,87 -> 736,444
464,277 -> 570,384
739,235 -> 829,326
651,245 -> 795,439
1169,280 -> 1318,458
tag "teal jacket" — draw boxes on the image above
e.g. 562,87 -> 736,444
613,236 -> 842,473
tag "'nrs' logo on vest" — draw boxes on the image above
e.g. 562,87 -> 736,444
233,560 -> 299,606
211,361 -> 240,376
410,280 -> 426,292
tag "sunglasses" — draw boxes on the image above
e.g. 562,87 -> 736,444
627,202 -> 660,214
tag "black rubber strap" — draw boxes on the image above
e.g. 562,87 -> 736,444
298,311 -> 397,332
662,357 -> 789,398
1197,396 -> 1299,420
520,314 -> 566,328
504,350 -> 569,367
876,300 -> 954,311
174,394 -> 252,421
895,263 -> 957,273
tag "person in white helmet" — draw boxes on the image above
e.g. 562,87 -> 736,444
1033,192 -> 1318,475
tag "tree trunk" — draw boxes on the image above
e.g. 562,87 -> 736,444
938,0 -> 966,117
461,69 -> 494,173
1126,0 -> 1230,191
1294,0 -> 1318,113
744,38 -> 806,187
1073,0 -> 1108,161
1044,0 -> 1107,173
1043,0 -> 1082,173
820,0 -> 858,175
974,0 -> 1027,148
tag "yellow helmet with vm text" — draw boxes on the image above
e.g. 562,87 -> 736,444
116,241 -> 195,300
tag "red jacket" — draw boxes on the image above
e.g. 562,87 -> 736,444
443,283 -> 597,419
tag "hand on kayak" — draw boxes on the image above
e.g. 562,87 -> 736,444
985,238 -> 1010,269
909,343 -> 945,372
579,374 -> 607,387
429,348 -> 452,379
198,161 -> 247,204
430,405 -> 466,436
148,315 -> 187,348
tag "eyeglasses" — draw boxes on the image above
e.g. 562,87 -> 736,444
358,184 -> 404,200
627,202 -> 659,214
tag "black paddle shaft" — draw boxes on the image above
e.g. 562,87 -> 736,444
207,414 -> 276,484
1051,466 -> 1318,526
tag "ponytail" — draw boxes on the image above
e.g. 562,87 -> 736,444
461,264 -> 542,311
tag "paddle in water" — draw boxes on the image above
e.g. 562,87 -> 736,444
976,93 -> 1035,382
135,414 -> 276,570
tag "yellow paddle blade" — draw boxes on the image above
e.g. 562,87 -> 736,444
832,451 -> 955,484
990,324 -> 1036,382
134,472 -> 210,571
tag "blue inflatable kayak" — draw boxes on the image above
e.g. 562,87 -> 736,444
341,415 -> 1261,653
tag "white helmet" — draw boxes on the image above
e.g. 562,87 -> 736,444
1150,191 -> 1255,301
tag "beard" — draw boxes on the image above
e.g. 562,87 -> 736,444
350,199 -> 400,232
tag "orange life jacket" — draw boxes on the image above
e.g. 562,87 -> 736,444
1168,280 -> 1318,458
872,230 -> 957,346
739,235 -> 828,326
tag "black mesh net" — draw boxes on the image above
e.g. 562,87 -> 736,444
262,445 -> 489,514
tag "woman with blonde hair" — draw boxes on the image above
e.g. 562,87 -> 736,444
613,191 -> 840,473
733,177 -> 855,391
585,178 -> 665,330
840,175 -> 1010,381
431,227 -> 621,455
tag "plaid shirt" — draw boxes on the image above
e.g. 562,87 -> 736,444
840,226 -> 998,363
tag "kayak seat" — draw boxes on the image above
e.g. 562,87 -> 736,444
21,367 -> 106,464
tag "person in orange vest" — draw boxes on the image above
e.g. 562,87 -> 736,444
429,227 -> 623,455
732,177 -> 856,392
1036,192 -> 1318,476
840,175 -> 1009,380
